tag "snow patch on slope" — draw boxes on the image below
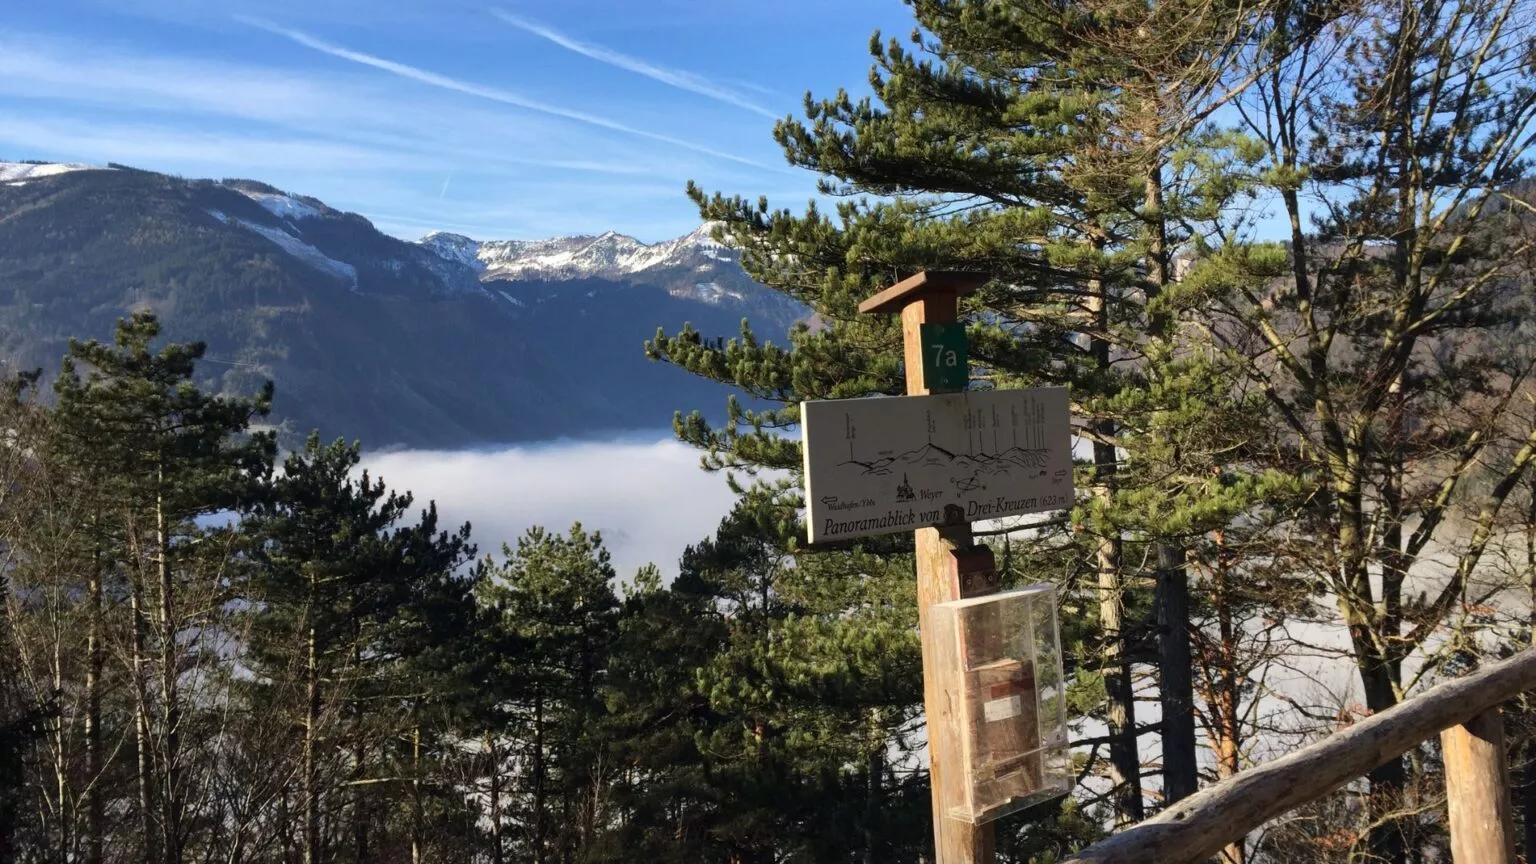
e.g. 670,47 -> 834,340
0,162 -> 112,182
241,222 -> 356,288
239,189 -> 324,221
209,209 -> 357,289
674,281 -> 744,304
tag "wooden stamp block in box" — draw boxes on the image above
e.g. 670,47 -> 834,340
933,584 -> 1069,824
960,659 -> 1043,820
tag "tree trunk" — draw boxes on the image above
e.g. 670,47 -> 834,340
1143,166 -> 1198,807
533,688 -> 546,864
52,620 -> 71,863
560,746 -> 572,864
303,618 -> 319,864
351,741 -> 368,864
1359,648 -> 1408,864
155,480 -> 182,864
1158,546 -> 1198,805
410,722 -> 423,864
85,559 -> 103,864
1098,527 -> 1142,826
1342,466 -> 1405,863
279,786 -> 294,864
1087,261 -> 1143,826
1379,397 -> 1411,860
131,575 -> 158,864
486,735 -> 504,864
1213,535 -> 1244,864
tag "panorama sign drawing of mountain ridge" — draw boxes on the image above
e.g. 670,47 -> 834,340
801,388 -> 1074,543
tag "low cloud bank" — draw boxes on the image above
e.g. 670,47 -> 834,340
361,435 -> 739,581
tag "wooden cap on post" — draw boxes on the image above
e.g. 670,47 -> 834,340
860,270 -> 990,398
858,270 -> 991,315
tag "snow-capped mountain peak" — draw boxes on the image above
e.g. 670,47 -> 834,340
419,232 -> 485,271
683,220 -> 727,245
406,222 -> 771,308
415,223 -> 739,284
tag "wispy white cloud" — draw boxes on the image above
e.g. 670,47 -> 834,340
236,15 -> 774,171
0,37 -> 340,128
490,10 -> 779,119
0,110 -> 702,241
0,34 -> 725,175
0,116 -> 412,174
0,28 -> 819,242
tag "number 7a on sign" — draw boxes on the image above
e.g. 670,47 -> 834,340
920,322 -> 969,391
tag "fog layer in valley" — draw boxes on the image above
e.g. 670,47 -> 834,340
360,433 -> 739,580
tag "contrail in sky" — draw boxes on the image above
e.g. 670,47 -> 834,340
235,15 -> 774,171
491,10 -> 778,119
439,174 -> 452,200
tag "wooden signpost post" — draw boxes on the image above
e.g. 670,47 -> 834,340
799,271 -> 1074,863
875,271 -> 997,863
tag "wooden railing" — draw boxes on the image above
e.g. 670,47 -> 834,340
1061,648 -> 1536,864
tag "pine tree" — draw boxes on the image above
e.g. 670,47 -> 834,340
242,432 -> 477,864
50,312 -> 273,864
601,503 -> 940,862
477,523 -> 620,863
243,434 -> 395,864
648,0 -> 1294,830
598,560 -> 726,862
381,501 -> 482,864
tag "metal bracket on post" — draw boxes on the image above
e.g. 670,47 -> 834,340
953,546 -> 1000,600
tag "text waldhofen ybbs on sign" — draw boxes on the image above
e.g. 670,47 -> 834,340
800,388 -> 1074,544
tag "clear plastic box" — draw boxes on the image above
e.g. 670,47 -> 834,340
931,584 -> 1071,824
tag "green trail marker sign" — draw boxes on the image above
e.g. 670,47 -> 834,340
921,322 -> 969,391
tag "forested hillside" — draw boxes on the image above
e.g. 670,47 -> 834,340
0,165 -> 804,449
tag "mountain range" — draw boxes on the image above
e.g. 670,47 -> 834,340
0,161 -> 804,450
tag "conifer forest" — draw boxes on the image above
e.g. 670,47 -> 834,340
5,0 -> 1536,861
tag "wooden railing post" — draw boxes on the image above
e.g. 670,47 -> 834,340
1441,708 -> 1516,864
1060,649 -> 1536,864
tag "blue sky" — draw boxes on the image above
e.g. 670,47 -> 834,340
0,0 -> 914,242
